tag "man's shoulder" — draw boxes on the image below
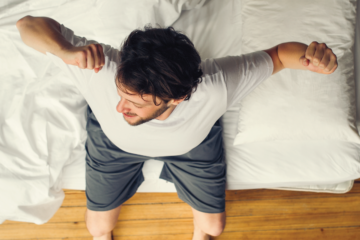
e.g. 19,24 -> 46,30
200,58 -> 223,77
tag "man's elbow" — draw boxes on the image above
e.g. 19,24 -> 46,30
263,45 -> 285,75
16,15 -> 33,29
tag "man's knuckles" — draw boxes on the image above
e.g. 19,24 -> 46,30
70,44 -> 103,70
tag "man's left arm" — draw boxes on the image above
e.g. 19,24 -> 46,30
263,41 -> 338,75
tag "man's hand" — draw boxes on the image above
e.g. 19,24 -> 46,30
59,44 -> 105,73
299,41 -> 338,74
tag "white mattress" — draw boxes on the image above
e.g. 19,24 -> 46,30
61,0 -> 359,194
0,0 -> 359,225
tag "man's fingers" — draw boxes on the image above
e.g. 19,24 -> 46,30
97,44 -> 102,68
92,44 -> 102,69
303,41 -> 338,74
325,53 -> 338,73
88,44 -> 104,72
72,44 -> 104,71
94,66 -> 103,73
98,44 -> 105,67
93,44 -> 104,73
305,41 -> 318,63
318,48 -> 331,70
87,46 -> 95,70
312,43 -> 326,67
77,51 -> 87,69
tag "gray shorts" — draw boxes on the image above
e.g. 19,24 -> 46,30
85,106 -> 226,213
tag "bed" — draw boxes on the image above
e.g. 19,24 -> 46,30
0,0 -> 360,225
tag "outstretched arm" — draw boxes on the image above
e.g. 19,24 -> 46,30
16,16 -> 105,73
16,16 -> 71,56
263,41 -> 338,75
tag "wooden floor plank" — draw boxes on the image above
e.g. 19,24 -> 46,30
113,234 -> 193,240
61,182 -> 360,207
27,239 -> 92,240
213,227 -> 360,240
112,213 -> 360,236
3,194 -> 360,225
225,213 -> 360,231
2,212 -> 359,239
55,194 -> 360,222
20,226 -> 360,240
1,180 -> 359,239
113,227 -> 360,240
0,222 -> 91,239
62,190 -> 87,207
18,226 -> 360,240
227,195 -> 360,217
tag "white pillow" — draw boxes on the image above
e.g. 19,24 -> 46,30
12,0 -> 206,49
233,0 -> 360,145
90,0 -> 206,47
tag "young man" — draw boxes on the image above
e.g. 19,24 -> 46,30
16,15 -> 337,240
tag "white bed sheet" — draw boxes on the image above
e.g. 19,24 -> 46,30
63,0 -> 360,192
1,0 -> 359,225
0,0 -> 205,225
62,1 -> 358,193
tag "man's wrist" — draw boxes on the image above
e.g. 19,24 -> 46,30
278,42 -> 308,70
52,39 -> 73,57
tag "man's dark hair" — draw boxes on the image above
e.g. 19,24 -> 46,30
115,25 -> 203,106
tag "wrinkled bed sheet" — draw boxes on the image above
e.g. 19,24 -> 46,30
0,0 -> 205,225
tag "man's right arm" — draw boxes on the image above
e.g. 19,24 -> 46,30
16,16 -> 105,73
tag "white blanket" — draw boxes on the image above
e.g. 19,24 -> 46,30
0,0 -> 205,225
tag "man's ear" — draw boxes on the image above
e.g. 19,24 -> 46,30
170,96 -> 187,106
175,96 -> 187,104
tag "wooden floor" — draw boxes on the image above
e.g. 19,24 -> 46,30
2,179 -> 360,240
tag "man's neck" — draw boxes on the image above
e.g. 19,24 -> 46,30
155,105 -> 177,121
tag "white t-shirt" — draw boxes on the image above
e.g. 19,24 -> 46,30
46,24 -> 273,158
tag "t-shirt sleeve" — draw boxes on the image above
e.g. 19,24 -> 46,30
212,51 -> 273,110
46,24 -> 119,95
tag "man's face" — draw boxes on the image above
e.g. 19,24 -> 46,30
116,87 -> 173,126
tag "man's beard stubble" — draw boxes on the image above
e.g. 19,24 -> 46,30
125,103 -> 171,126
